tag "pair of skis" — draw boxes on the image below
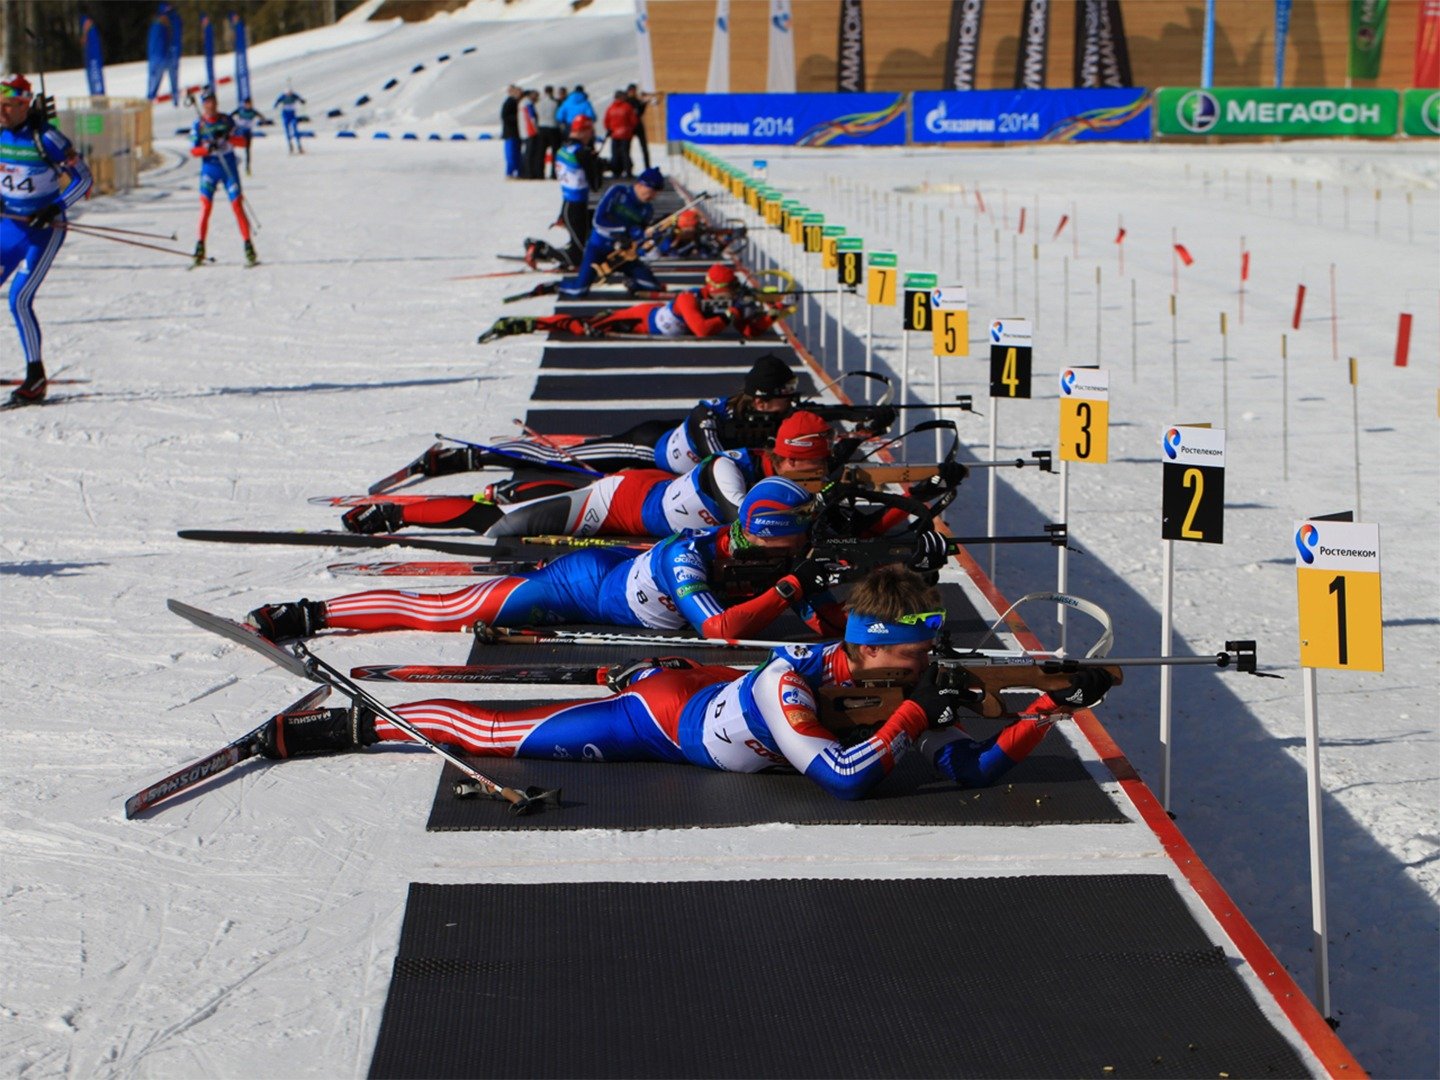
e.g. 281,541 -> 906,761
124,601 -> 561,819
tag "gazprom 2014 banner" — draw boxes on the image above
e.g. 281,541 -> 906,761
667,93 -> 907,146
912,89 -> 1151,143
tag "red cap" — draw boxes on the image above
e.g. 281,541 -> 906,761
677,209 -> 700,228
570,116 -> 594,135
773,410 -> 832,460
1,74 -> 34,100
705,263 -> 735,288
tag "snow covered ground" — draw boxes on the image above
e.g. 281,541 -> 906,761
3,7 -> 1438,1078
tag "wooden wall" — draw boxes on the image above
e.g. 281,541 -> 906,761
647,0 -> 1426,97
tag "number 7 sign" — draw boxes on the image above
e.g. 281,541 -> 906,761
1295,521 -> 1384,671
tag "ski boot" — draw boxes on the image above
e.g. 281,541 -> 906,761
7,366 -> 47,407
244,240 -> 258,267
421,445 -> 484,477
191,240 -> 206,268
477,317 -> 536,344
342,502 -> 405,535
246,598 -> 327,642
257,704 -> 377,760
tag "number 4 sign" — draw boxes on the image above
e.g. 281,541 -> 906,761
1295,520 -> 1384,671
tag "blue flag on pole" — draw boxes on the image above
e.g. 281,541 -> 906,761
162,4 -> 183,104
145,16 -> 168,101
1274,0 -> 1293,88
231,14 -> 252,107
202,14 -> 216,95
80,15 -> 106,96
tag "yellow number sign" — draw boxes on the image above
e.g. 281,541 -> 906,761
1058,368 -> 1109,463
866,253 -> 897,306
929,286 -> 968,356
1295,521 -> 1384,671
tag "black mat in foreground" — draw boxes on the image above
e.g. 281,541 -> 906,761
533,370 -> 814,401
524,407 -> 678,435
541,345 -> 778,368
368,875 -> 1309,1079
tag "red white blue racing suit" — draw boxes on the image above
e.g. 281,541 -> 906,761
371,643 -> 1058,799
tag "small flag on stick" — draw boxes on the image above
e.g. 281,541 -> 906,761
1052,214 -> 1069,240
1173,242 -> 1194,267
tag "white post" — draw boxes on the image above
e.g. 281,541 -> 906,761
1303,665 -> 1333,1020
901,330 -> 911,406
865,304 -> 875,389
1159,537 -> 1175,811
836,288 -> 846,377
987,404 -> 999,583
932,352 -> 943,459
1057,458 -> 1070,654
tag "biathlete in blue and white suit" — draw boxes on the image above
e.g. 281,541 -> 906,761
190,90 -> 255,267
555,167 -> 665,297
273,88 -> 306,154
253,566 -> 1117,802
247,477 -> 847,643
0,73 -> 92,405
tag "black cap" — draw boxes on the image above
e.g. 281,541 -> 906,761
745,354 -> 799,399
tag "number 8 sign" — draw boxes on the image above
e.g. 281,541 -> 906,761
1295,520 -> 1384,671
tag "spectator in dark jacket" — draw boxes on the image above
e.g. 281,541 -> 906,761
500,84 -> 522,178
625,83 -> 656,170
604,90 -> 639,178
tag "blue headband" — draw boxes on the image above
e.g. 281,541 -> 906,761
844,612 -> 941,645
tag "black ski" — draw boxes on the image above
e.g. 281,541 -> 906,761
1,392 -> 97,411
178,528 -> 507,556
124,685 -> 330,818
167,599 -> 314,676
367,442 -> 443,495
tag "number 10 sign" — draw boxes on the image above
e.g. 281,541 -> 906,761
1295,520 -> 1384,672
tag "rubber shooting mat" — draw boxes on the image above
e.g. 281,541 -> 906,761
540,344 -> 787,368
532,370 -> 816,401
523,407 -> 679,435
368,875 -> 1308,1079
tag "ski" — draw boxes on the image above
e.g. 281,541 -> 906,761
349,658 -> 746,684
0,377 -> 87,386
165,600 -> 560,815
124,686 -> 331,818
367,442 -> 443,495
178,528 -> 505,556
309,492 -> 488,507
1,392 -> 97,411
328,559 -> 547,577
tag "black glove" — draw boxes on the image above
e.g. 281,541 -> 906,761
907,529 -> 950,572
906,664 -> 983,728
786,556 -> 840,598
27,94 -> 56,128
862,406 -> 897,435
937,460 -> 969,487
1051,667 -> 1114,709
910,461 -> 969,502
27,203 -> 62,229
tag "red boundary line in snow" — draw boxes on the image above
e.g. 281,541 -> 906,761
705,180 -> 1366,1079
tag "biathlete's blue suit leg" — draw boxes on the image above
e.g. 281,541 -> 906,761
318,547 -> 642,632
282,109 -> 300,151
0,217 -> 65,367
557,231 -> 612,297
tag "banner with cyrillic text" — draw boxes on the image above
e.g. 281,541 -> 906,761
667,93 -> 907,145
912,89 -> 1151,143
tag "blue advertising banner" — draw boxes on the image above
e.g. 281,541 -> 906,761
911,88 -> 1151,142
162,4 -> 183,103
666,92 -> 906,145
231,15 -> 252,107
80,15 -> 106,96
145,17 -> 168,101
202,14 -> 216,94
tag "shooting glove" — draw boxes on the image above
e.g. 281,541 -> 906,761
907,664 -> 984,728
786,556 -> 840,598
27,203 -> 62,229
1049,667 -> 1114,710
907,530 -> 951,572
27,94 -> 56,128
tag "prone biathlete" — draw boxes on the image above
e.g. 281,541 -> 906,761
343,410 -> 837,536
248,477 -> 849,642
249,566 -> 1115,801
190,90 -> 256,267
0,73 -> 93,405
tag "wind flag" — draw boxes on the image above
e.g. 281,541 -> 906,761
1201,0 -> 1216,87
706,0 -> 730,93
231,14 -> 252,106
1052,213 -> 1069,239
202,14 -> 216,94
145,15 -> 169,101
1173,242 -> 1194,266
80,15 -> 106,96
634,1 -> 656,92
1114,225 -> 1127,244
1349,0 -> 1389,80
1241,250 -> 1250,280
162,4 -> 183,104
767,0 -> 796,92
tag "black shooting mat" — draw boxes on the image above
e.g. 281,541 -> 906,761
524,407 -> 679,435
368,875 -> 1308,1079
533,371 -> 814,402
540,343 -> 795,367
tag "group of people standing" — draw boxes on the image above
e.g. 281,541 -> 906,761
500,83 -> 654,182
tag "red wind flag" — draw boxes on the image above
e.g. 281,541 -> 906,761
975,189 -> 987,214
1017,207 -> 1026,234
1173,242 -> 1194,266
1114,227 -> 1127,244
1241,251 -> 1250,281
1052,214 -> 1069,239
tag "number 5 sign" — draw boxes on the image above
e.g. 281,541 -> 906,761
1058,368 -> 1108,463
1295,521 -> 1384,671
930,286 -> 969,357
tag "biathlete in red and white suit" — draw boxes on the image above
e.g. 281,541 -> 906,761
256,567 -> 1116,801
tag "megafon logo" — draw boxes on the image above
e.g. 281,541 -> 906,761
1296,523 -> 1320,564
1060,369 -> 1077,395
772,10 -> 790,32
1164,427 -> 1182,459
1424,91 -> 1440,136
1176,89 -> 1220,134
990,320 -> 1004,343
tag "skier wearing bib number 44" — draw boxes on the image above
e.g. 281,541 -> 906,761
0,73 -> 93,406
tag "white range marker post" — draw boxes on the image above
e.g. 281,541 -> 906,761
930,285 -> 970,459
1295,517 -> 1384,1021
865,250 -> 898,386
820,225 -> 846,361
1056,367 -> 1110,654
836,236 -> 865,389
1158,424 -> 1227,811
986,317 -> 1034,583
801,211 -> 825,350
901,272 -> 937,418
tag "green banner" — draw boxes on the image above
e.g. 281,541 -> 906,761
837,237 -> 864,252
869,252 -> 898,268
802,212 -> 825,225
822,225 -> 847,237
1349,0 -> 1389,80
1403,89 -> 1440,136
904,272 -> 938,289
1156,87 -> 1399,137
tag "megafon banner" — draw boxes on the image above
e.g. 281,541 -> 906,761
1157,87 -> 1399,137
912,89 -> 1150,142
667,93 -> 906,145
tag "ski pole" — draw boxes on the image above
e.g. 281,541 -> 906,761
435,432 -> 605,479
511,418 -> 597,473
0,213 -> 204,259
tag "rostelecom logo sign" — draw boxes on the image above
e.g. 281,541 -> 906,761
1175,89 -> 1220,134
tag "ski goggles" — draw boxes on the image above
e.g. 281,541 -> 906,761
0,85 -> 33,101
844,609 -> 946,645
